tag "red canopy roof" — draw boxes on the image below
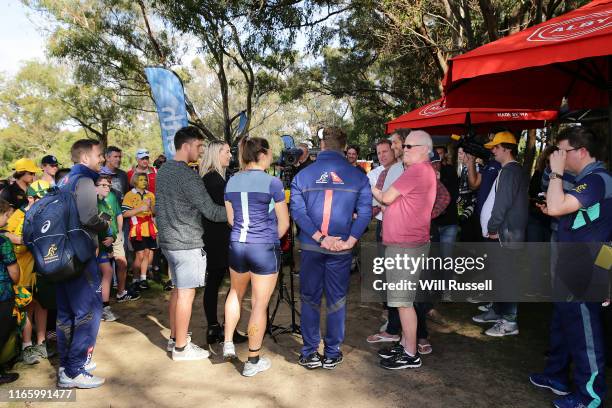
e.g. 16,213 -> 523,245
385,98 -> 558,135
443,0 -> 612,110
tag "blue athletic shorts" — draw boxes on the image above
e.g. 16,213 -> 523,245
229,242 -> 280,275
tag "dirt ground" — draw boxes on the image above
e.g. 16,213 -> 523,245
2,252 -> 612,408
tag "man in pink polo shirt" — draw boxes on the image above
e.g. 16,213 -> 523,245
371,130 -> 436,370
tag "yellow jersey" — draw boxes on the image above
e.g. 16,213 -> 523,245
122,189 -> 157,239
5,208 -> 35,287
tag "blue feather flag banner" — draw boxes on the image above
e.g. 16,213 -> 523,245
144,67 -> 189,159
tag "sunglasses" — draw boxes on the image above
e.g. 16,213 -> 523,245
402,144 -> 424,149
97,183 -> 111,188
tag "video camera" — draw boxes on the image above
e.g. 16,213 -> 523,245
278,137 -> 304,167
451,133 -> 491,161
277,134 -> 304,189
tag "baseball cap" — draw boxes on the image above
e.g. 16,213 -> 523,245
13,158 -> 41,173
26,180 -> 50,198
484,131 -> 517,149
136,149 -> 150,160
41,155 -> 60,166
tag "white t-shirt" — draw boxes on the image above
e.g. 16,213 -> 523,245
369,161 -> 404,221
480,172 -> 500,238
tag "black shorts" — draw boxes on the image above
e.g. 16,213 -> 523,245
130,237 -> 157,252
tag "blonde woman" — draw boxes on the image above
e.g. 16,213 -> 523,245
200,141 -> 246,344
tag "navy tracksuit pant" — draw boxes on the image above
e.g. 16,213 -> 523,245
56,258 -> 102,378
544,302 -> 606,406
300,250 -> 352,358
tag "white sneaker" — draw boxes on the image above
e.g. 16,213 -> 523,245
172,342 -> 210,361
242,356 -> 271,377
167,332 -> 192,352
57,369 -> 105,389
59,361 -> 97,377
485,319 -> 519,337
102,306 -> 117,322
472,308 -> 501,323
223,341 -> 237,359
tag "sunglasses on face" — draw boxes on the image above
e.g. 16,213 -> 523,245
402,144 -> 424,149
97,184 -> 111,188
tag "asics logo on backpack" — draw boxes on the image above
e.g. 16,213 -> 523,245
41,220 -> 51,233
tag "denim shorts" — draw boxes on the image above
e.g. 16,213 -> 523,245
162,248 -> 207,289
229,242 -> 280,275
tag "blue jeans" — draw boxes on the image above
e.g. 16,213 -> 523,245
492,302 -> 518,322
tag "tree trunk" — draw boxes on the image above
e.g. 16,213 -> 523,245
100,119 -> 109,150
478,0 -> 499,42
523,129 -> 537,177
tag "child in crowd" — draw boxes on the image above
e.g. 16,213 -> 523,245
0,199 -> 20,384
4,180 -> 53,365
122,173 -> 157,290
96,175 -> 119,321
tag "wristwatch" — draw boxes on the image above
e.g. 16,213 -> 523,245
318,235 -> 326,245
549,172 -> 563,180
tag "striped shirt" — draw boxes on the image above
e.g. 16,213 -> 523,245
224,170 -> 285,244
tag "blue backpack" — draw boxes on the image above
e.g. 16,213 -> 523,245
23,179 -> 95,282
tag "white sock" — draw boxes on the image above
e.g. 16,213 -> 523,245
140,275 -> 147,281
22,341 -> 32,350
116,290 -> 127,298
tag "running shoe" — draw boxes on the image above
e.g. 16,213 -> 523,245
298,352 -> 323,369
242,356 -> 271,377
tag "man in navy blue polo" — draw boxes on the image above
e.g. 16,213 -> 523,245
529,126 -> 611,408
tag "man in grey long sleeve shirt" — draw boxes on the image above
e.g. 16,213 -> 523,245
156,126 -> 227,361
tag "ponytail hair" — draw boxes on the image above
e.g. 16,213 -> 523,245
239,135 -> 269,169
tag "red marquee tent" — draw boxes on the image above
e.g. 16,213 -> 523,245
385,98 -> 557,135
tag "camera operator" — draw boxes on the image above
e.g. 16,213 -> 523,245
295,143 -> 313,174
530,126 -> 610,408
290,126 -> 371,370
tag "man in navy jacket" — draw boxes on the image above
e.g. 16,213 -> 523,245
290,126 -> 372,370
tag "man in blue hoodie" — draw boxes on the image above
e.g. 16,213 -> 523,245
56,139 -> 109,389
291,126 -> 372,370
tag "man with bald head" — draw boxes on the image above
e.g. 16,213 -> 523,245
371,130 -> 437,370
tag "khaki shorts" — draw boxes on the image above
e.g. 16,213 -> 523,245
385,243 -> 430,308
112,231 -> 126,259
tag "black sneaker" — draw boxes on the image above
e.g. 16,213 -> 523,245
232,329 -> 248,344
380,350 -> 421,370
322,353 -> 343,370
139,280 -> 150,290
298,352 -> 323,369
378,343 -> 404,359
0,372 -> 19,384
163,280 -> 174,291
207,324 -> 222,345
117,290 -> 141,302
